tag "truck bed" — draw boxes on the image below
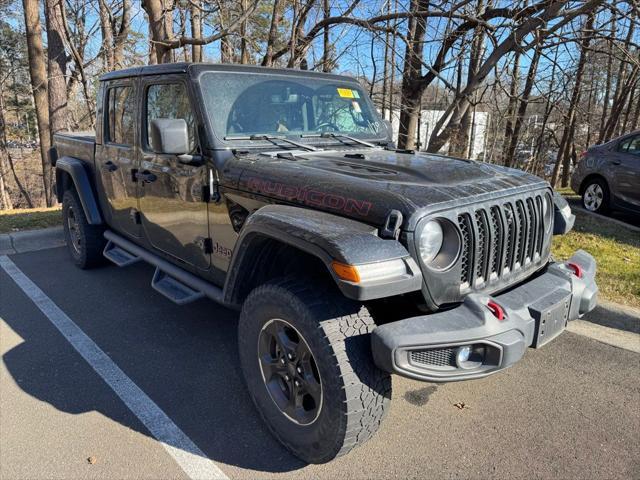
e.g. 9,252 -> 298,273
54,132 -> 96,165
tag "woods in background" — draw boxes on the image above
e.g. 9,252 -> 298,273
1,0 -> 639,208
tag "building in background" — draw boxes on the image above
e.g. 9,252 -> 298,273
388,109 -> 489,159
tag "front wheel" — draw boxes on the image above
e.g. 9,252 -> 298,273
238,278 -> 391,464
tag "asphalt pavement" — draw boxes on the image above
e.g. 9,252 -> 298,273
1,246 -> 639,479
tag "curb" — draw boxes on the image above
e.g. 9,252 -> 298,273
567,199 -> 640,232
581,300 -> 640,334
0,226 -> 65,255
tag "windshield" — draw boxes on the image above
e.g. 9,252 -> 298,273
200,71 -> 385,142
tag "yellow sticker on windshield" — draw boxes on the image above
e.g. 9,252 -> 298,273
337,88 -> 354,98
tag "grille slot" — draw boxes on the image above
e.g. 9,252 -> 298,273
489,206 -> 502,277
455,193 -> 548,292
458,214 -> 472,286
410,348 -> 457,368
474,210 -> 489,283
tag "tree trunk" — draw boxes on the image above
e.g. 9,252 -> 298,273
551,13 -> 594,187
22,0 -> 52,206
98,0 -> 115,70
504,42 -> 542,168
501,50 -> 521,166
397,0 -> 429,150
239,0 -> 250,64
143,0 -> 174,63
190,0 -> 203,62
114,0 -> 131,68
322,0 -> 331,72
262,0 -> 282,66
45,0 -> 69,136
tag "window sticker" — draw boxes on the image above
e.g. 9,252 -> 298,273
337,88 -> 354,98
352,90 -> 360,99
352,100 -> 362,113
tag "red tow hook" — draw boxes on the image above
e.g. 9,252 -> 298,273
566,262 -> 583,278
487,300 -> 505,321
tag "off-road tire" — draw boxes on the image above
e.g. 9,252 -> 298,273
581,177 -> 610,214
62,188 -> 105,269
238,277 -> 392,464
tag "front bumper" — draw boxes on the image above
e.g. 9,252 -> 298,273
371,250 -> 598,382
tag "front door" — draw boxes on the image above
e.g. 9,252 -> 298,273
95,80 -> 140,238
137,76 -> 210,270
612,134 -> 640,210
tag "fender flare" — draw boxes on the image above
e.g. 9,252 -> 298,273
222,204 -> 422,304
55,156 -> 103,225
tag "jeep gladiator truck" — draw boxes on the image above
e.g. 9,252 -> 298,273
52,63 -> 598,464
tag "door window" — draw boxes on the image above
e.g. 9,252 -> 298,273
146,83 -> 195,152
618,135 -> 640,155
107,86 -> 135,146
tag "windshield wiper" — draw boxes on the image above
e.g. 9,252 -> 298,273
224,134 -> 319,152
302,132 -> 378,148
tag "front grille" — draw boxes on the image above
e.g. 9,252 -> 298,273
457,192 -> 548,291
410,348 -> 456,368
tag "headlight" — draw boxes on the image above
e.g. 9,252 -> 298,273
417,218 -> 461,270
419,220 -> 444,263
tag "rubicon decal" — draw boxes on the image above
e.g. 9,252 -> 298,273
245,178 -> 373,216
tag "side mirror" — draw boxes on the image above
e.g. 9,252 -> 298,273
150,118 -> 189,155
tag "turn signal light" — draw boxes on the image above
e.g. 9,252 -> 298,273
331,261 -> 360,283
566,262 -> 583,278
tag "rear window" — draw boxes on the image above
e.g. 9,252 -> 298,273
107,86 -> 135,146
619,135 -> 640,155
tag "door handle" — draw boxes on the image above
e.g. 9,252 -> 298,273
103,160 -> 118,172
134,170 -> 158,184
612,160 -> 621,165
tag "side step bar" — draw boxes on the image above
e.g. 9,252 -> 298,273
103,230 -> 225,306
103,240 -> 141,267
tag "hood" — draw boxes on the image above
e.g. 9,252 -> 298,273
233,148 -> 549,230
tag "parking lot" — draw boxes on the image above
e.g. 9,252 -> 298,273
1,246 -> 639,479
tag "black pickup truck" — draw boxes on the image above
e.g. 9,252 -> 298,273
52,62 -> 598,464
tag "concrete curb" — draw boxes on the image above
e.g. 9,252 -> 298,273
567,199 -> 640,232
0,226 -> 65,255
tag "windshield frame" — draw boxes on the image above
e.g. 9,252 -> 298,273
193,66 -> 391,150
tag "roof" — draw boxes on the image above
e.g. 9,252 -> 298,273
99,62 -> 356,83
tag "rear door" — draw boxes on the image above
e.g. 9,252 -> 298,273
95,79 -> 141,238
611,134 -> 640,210
137,75 -> 210,270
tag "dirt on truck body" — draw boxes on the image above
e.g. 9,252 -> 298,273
52,62 -> 598,464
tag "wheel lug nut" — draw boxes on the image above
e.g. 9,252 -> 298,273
284,374 -> 290,381
279,358 -> 285,364
287,353 -> 294,361
294,380 -> 300,387
296,366 -> 303,374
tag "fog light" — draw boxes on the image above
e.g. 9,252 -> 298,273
456,345 -> 484,370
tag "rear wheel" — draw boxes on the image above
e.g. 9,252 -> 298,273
238,277 -> 391,464
582,178 -> 610,213
62,189 -> 106,269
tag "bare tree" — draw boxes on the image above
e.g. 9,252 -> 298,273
551,13 -> 595,187
190,0 -> 203,62
22,0 -> 52,206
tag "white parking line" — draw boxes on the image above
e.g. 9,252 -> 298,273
0,255 -> 229,480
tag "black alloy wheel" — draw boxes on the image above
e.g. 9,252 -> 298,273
258,318 -> 322,425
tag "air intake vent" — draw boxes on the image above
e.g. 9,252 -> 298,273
410,348 -> 457,368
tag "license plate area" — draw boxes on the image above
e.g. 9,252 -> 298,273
528,289 -> 571,348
